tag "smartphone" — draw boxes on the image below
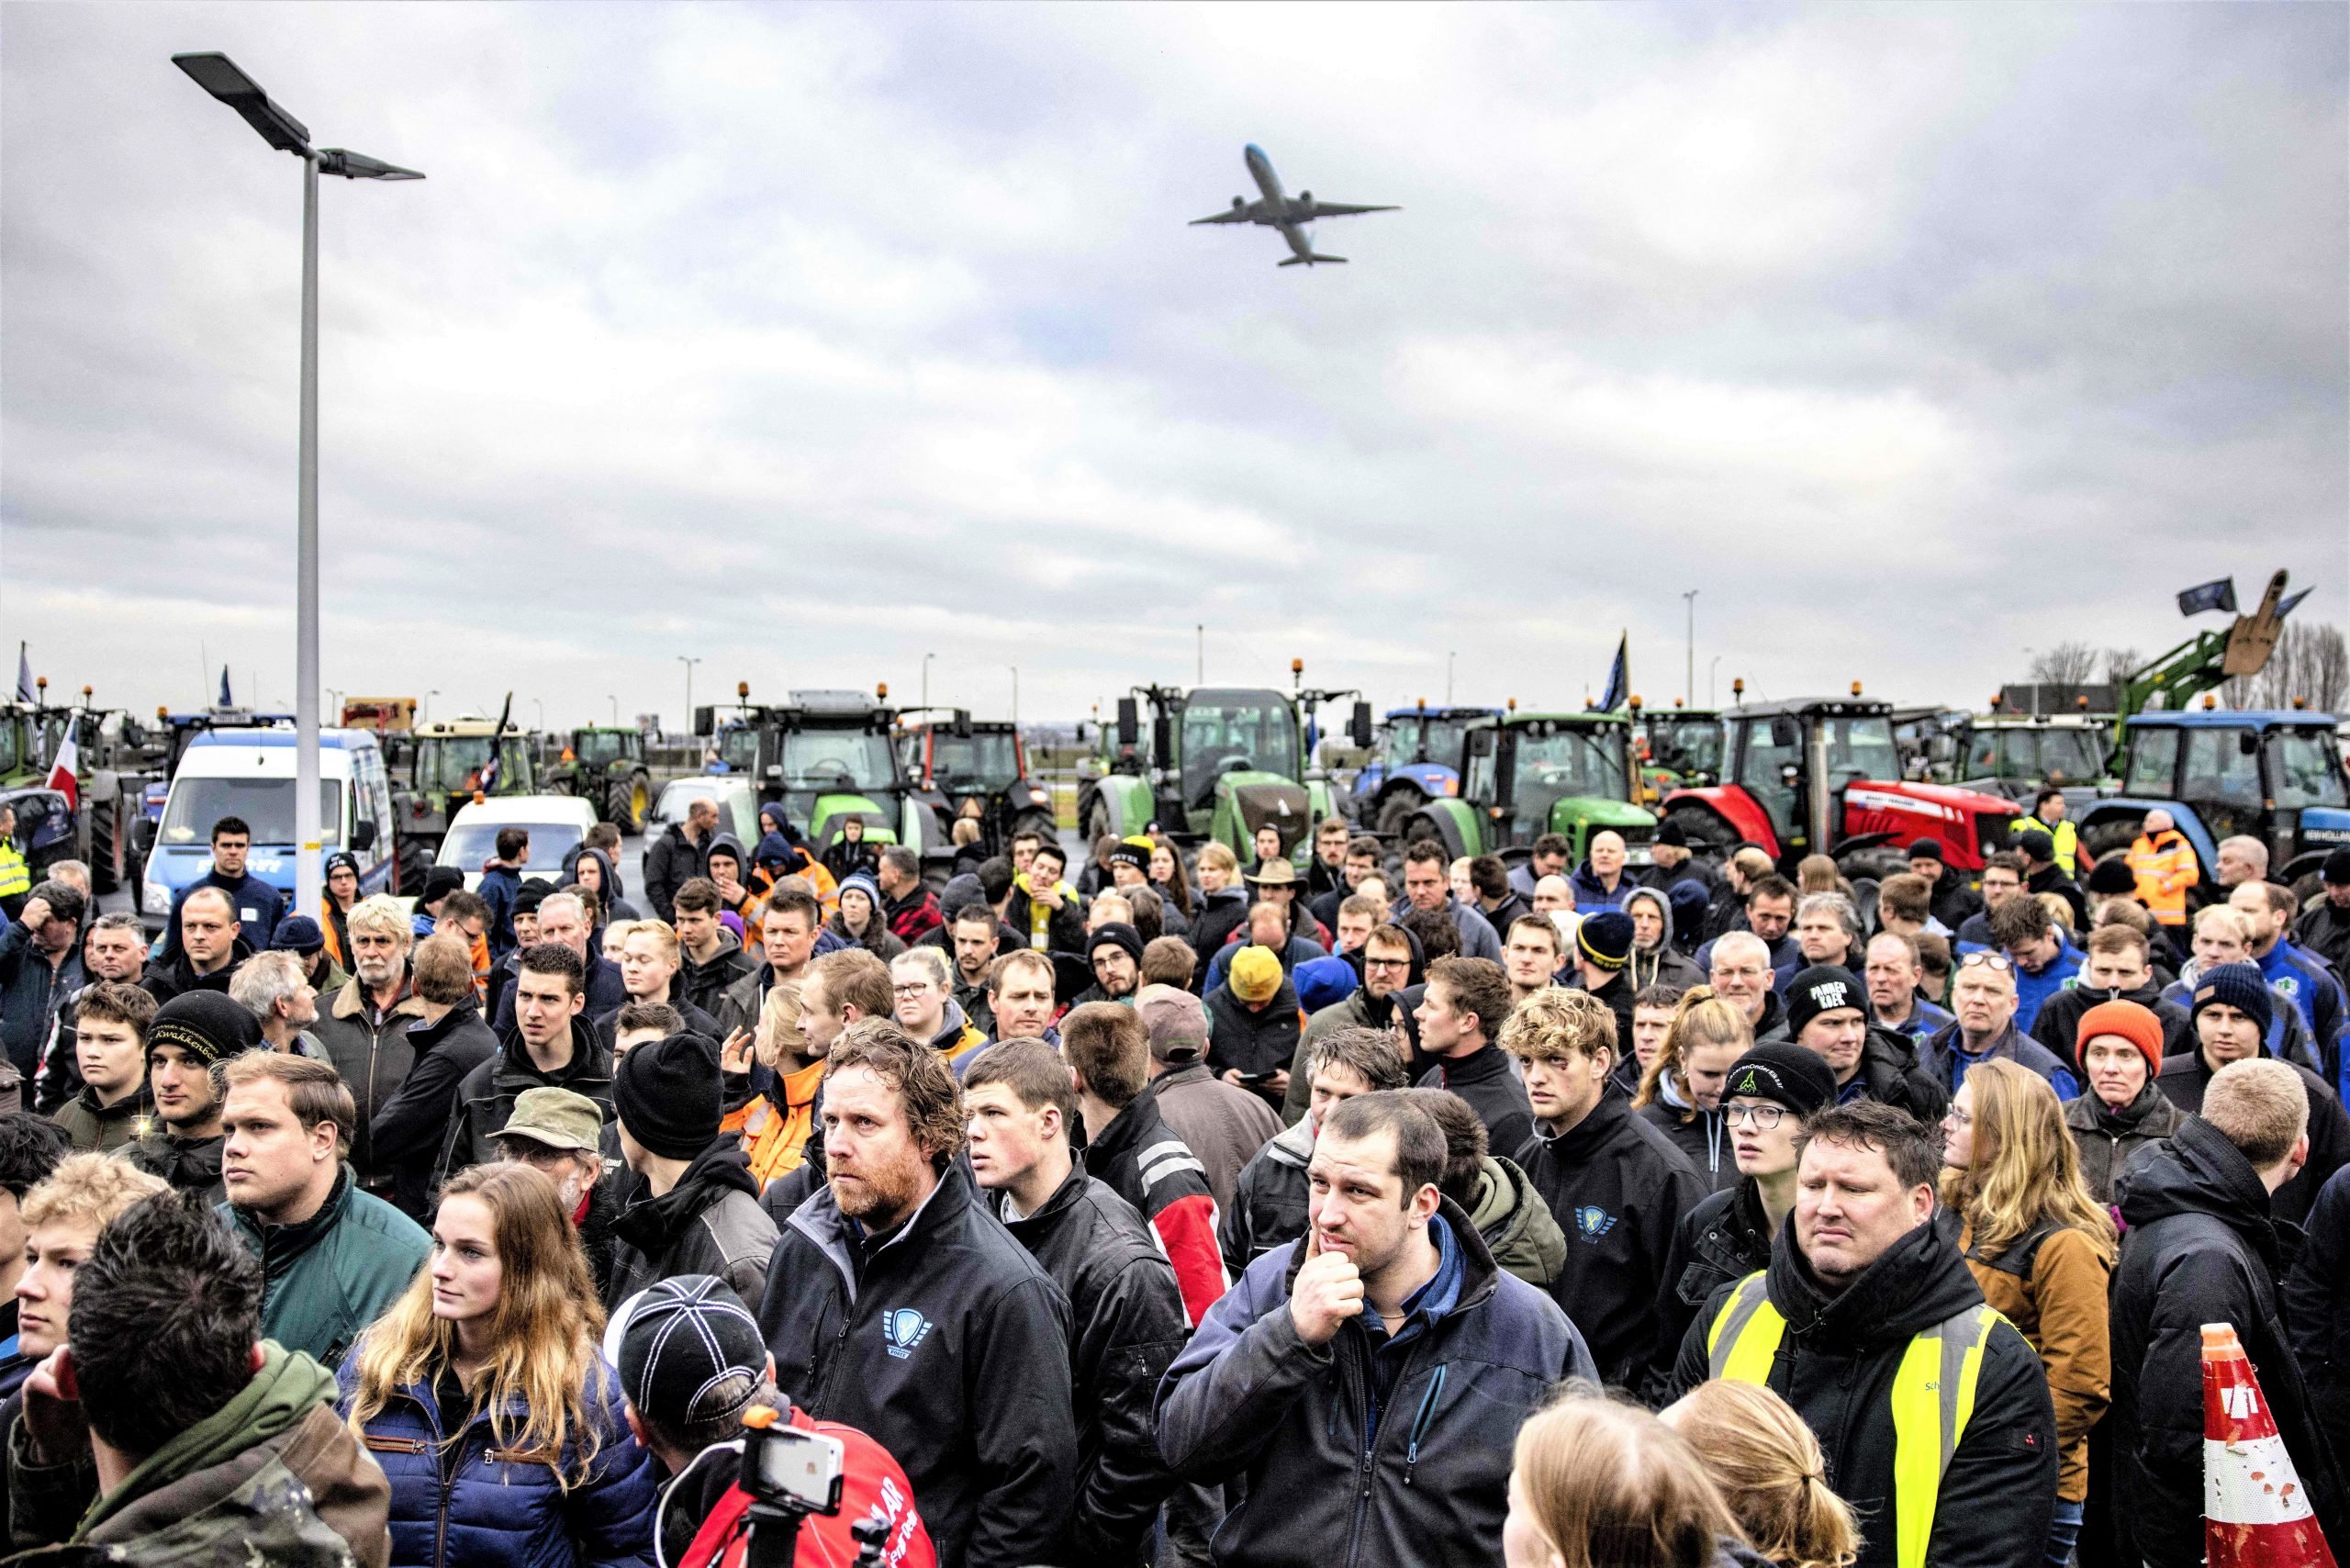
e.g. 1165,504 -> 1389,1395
746,1424 -> 845,1516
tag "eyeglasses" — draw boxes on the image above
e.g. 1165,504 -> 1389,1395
1957,951 -> 2014,973
890,982 -> 937,996
1364,956 -> 1412,971
1945,1105 -> 1973,1128
1722,1103 -> 1787,1129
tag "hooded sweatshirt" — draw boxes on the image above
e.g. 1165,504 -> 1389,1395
1622,887 -> 1706,993
571,846 -> 642,922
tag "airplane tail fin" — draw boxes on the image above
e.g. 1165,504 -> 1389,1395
1278,253 -> 1348,267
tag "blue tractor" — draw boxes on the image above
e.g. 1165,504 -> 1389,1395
1350,702 -> 1501,834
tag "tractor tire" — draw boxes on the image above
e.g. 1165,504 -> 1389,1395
1662,803 -> 1737,865
396,839 -> 433,898
1012,809 -> 1059,848
604,786 -> 632,832
1400,812 -> 1446,850
623,771 -> 652,834
2080,818 -> 2143,863
1374,790 -> 1426,837
89,800 -> 120,895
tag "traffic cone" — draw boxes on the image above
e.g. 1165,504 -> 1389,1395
2204,1322 -> 2337,1568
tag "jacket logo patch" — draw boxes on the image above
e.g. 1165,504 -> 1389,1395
2276,974 -> 2301,998
1572,1206 -> 1617,1241
883,1307 -> 933,1359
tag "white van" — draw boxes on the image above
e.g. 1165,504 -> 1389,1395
143,727 -> 398,925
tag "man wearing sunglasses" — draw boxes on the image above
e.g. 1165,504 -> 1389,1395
1921,948 -> 2081,1102
1780,964 -> 1947,1123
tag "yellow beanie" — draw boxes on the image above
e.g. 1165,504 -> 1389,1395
1230,945 -> 1283,1004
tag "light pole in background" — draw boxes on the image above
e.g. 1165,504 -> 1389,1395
608,695 -> 620,727
1447,651 -> 1457,705
1009,666 -> 1020,726
677,655 -> 701,734
922,653 -> 936,710
173,51 -> 420,918
1682,588 -> 1698,708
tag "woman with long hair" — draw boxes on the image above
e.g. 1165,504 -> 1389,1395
1632,989 -> 1753,1191
1150,835 -> 1195,918
1940,1058 -> 2114,1566
1662,1381 -> 1858,1568
1505,1387 -> 1742,1568
338,1163 -> 655,1568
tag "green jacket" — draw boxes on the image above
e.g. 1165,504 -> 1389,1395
1469,1153 -> 1569,1292
5,1343 -> 390,1568
223,1167 -> 430,1370
49,1089 -> 149,1156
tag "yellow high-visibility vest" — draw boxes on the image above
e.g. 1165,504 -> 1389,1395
2009,814 -> 2080,877
1706,1271 -> 2003,1568
0,843 -> 28,902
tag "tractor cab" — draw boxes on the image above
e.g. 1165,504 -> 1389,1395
546,727 -> 655,835
697,689 -> 932,867
1956,712 -> 2110,805
1633,706 -> 1725,796
1351,704 -> 1500,833
393,718 -> 539,882
1404,710 -> 1654,867
2080,710 -> 2350,893
899,709 -> 1055,857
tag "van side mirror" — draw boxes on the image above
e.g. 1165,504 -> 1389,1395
1117,699 -> 1139,748
693,706 -> 715,737
1349,700 -> 1373,750
351,820 -> 376,853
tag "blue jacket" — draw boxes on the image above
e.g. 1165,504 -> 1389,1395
1385,894 -> 1503,962
1921,1020 -> 2080,1102
1202,932 -> 1326,995
336,1349 -> 655,1568
0,920 -> 78,1079
1157,1204 -> 1595,1568
1567,862 -> 1634,912
1883,997 -> 1954,1040
2258,940 -> 2346,1068
476,865 -> 521,960
2012,941 -> 2084,1033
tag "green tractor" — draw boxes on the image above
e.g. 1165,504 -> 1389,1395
392,717 -> 541,886
694,688 -> 936,868
0,692 -> 162,895
546,727 -> 654,834
1400,708 -> 1657,868
1078,681 -> 1371,864
1632,702 -> 1725,800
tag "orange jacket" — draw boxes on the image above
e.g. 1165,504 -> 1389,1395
721,1057 -> 825,1188
2126,829 -> 2199,924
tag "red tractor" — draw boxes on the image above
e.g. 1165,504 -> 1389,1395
1662,694 -> 2021,879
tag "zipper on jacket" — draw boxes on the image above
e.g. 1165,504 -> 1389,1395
1402,1363 -> 1448,1486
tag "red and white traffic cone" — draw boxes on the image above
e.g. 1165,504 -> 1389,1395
2204,1322 -> 2336,1568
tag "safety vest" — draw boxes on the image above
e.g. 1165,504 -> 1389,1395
0,842 -> 28,902
2009,814 -> 2080,877
1706,1271 -> 2003,1568
2126,830 -> 2198,926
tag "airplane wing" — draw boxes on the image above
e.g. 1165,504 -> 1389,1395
1189,207 -> 1256,226
1297,201 -> 1398,219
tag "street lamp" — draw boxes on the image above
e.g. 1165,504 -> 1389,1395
677,656 -> 701,729
532,698 -> 544,732
422,689 -> 441,724
608,695 -> 620,727
1009,666 -> 1020,726
1682,588 -> 1698,709
1447,652 -> 1457,706
173,51 -> 421,921
922,653 -> 936,710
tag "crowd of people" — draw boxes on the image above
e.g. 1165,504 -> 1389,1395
0,796 -> 2344,1568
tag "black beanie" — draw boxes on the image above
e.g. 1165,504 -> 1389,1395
2086,857 -> 2138,896
1654,821 -> 1688,848
149,991 -> 263,1068
1784,966 -> 1865,1040
1087,922 -> 1145,966
2325,849 -> 2350,886
1721,1041 -> 1838,1117
613,1032 -> 722,1161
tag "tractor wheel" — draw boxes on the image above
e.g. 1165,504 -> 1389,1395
1399,812 -> 1446,850
604,785 -> 632,832
396,839 -> 432,897
625,771 -> 652,834
1662,803 -> 1738,865
1374,790 -> 1426,837
2080,818 -> 2143,862
89,800 -> 120,895
1012,809 -> 1058,847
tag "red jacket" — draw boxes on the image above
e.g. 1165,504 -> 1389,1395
673,1407 -> 936,1568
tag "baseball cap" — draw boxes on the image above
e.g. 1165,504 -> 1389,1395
1137,988 -> 1208,1063
493,1087 -> 604,1153
607,1275 -> 770,1430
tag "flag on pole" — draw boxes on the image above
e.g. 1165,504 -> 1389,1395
2178,578 -> 2238,617
1595,633 -> 1629,712
14,644 -> 30,704
2277,586 -> 2312,621
44,724 -> 78,812
218,666 -> 233,707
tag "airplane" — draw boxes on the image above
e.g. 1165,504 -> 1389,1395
1189,143 -> 1398,267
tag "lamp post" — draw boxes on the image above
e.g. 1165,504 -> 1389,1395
1447,652 -> 1457,706
608,695 -> 620,727
1708,655 -> 1723,708
422,689 -> 441,724
677,655 -> 701,731
1682,588 -> 1698,709
923,653 -> 935,710
1010,666 -> 1020,726
173,51 -> 420,920
532,698 -> 544,731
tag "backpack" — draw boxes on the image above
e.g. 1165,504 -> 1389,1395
676,1411 -> 937,1568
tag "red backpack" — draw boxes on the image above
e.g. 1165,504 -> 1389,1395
675,1410 -> 936,1568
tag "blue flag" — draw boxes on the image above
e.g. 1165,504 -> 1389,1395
218,665 -> 233,706
2277,586 -> 2312,621
2177,577 -> 2237,617
1596,633 -> 1628,712
14,644 -> 29,704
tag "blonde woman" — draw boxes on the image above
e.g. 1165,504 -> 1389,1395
338,1163 -> 654,1568
719,980 -> 820,1187
1505,1387 -> 1741,1568
1941,1058 -> 2114,1564
1632,988 -> 1754,1192
1663,1381 -> 1856,1568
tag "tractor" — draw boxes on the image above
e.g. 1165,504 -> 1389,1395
897,708 -> 1057,857
1079,678 -> 1371,865
545,727 -> 655,835
1348,703 -> 1499,833
693,687 -> 936,868
1398,708 -> 1656,867
1662,691 -> 2022,880
1632,701 -> 1726,799
0,689 -> 165,895
390,716 -> 540,887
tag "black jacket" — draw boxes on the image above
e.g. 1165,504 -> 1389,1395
592,994 -> 720,1053
1080,1081 -> 1227,1330
756,1160 -> 1077,1568
1638,1090 -> 1738,1193
643,823 -> 709,924
119,1127 -> 226,1205
2285,1162 -> 2350,1463
1768,1021 -> 1950,1125
2062,1082 -> 2188,1205
1204,975 -> 1302,1082
1516,1092 -> 1705,1388
138,937 -> 253,1005
434,1018 -> 616,1193
366,1001 -> 498,1220
604,1140 -> 778,1311
990,1167 -> 1187,1566
2030,980 -> 2192,1074
1572,969 -> 1638,1056
1416,1042 -> 1535,1159
1642,1179 -> 1776,1402
679,931 -> 758,1020
1220,1116 -> 1314,1278
1926,874 -> 1982,935
1665,1210 -> 2060,1568
1185,886 -> 1249,976
1001,887 -> 1087,959
1157,1200 -> 1596,1568
2296,900 -> 2350,990
2113,1117 -> 2347,1568
2156,1046 -> 2350,1227
487,950 -> 626,1033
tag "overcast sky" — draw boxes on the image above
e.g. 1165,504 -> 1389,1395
4,3 -> 2344,728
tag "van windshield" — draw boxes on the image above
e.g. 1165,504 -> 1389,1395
160,778 -> 342,846
437,822 -> 584,875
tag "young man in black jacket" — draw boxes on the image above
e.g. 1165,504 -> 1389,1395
604,1029 -> 778,1311
2115,1059 -> 2347,1567
1664,1099 -> 2060,1568
1413,956 -> 1535,1158
436,942 -> 617,1192
965,1039 -> 1186,1567
364,935 -> 498,1219
1504,986 -> 1702,1388
755,1019 -> 1076,1568
1158,1092 -> 1595,1568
